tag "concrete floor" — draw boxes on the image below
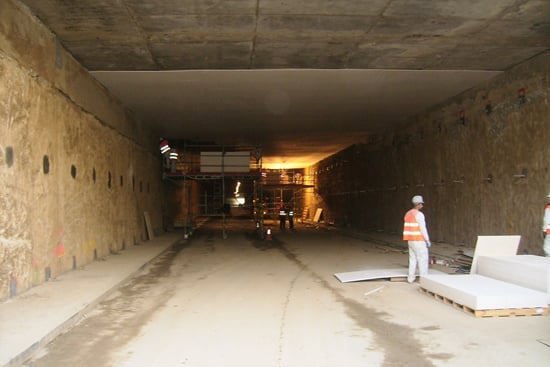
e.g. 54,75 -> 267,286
26,219 -> 550,367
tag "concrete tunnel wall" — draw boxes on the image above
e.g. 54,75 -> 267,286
0,0 -> 164,300
303,51 -> 550,255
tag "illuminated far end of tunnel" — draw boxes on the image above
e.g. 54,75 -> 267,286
262,154 -> 328,169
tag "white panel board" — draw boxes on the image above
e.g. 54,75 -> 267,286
313,208 -> 323,222
334,268 -> 444,283
200,151 -> 250,173
477,255 -> 550,301
470,235 -> 520,273
420,274 -> 548,310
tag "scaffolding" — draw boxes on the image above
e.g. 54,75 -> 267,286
259,168 -> 314,221
162,142 -> 316,238
163,143 -> 262,239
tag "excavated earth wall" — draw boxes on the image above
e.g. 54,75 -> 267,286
0,0 -> 163,300
305,51 -> 550,254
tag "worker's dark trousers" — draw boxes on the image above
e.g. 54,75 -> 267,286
288,216 -> 294,229
279,216 -> 286,230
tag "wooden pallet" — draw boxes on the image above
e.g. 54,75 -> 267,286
419,287 -> 549,318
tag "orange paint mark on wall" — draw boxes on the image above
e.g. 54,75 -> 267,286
54,243 -> 65,258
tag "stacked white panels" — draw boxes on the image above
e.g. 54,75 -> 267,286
470,235 -> 520,273
420,274 -> 548,310
200,152 -> 250,173
476,255 -> 550,303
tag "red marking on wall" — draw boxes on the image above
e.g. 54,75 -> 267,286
54,243 -> 65,258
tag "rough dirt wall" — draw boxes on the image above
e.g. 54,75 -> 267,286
304,51 -> 550,254
0,0 -> 163,300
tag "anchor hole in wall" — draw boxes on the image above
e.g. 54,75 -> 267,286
92,168 -> 96,183
518,88 -> 526,105
108,171 -> 112,189
45,267 -> 51,281
43,155 -> 50,174
120,175 -> 123,187
72,256 -> 76,270
132,176 -> 135,191
484,174 -> 493,184
122,240 -> 126,250
458,109 -> 465,125
5,146 -> 14,167
93,249 -> 98,261
70,165 -> 77,179
484,102 -> 492,115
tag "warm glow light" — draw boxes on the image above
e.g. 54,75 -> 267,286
234,181 -> 241,195
261,153 -> 333,169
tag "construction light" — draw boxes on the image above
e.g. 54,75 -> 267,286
160,139 -> 170,154
234,181 -> 241,195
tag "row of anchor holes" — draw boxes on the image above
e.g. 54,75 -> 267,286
4,150 -> 151,193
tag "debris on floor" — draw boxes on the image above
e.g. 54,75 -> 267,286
364,286 -> 385,297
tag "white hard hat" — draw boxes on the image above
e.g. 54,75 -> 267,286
412,195 -> 424,204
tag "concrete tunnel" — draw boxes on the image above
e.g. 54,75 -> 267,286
0,0 -> 549,366
0,0 -> 550,299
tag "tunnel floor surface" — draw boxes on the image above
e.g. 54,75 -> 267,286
25,218 -> 550,367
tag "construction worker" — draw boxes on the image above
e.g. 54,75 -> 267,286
543,192 -> 550,256
403,195 -> 431,283
278,203 -> 287,230
287,207 -> 295,230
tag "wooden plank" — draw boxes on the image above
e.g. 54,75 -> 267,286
419,288 -> 548,318
144,211 -> 154,240
474,308 -> 548,318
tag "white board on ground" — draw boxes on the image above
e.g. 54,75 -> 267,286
470,235 -> 520,274
334,268 -> 444,283
420,274 -> 548,310
476,255 -> 550,301
313,208 -> 323,222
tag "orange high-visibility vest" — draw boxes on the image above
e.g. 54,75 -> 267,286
403,209 -> 424,241
546,205 -> 550,234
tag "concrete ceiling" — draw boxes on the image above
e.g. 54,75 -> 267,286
19,0 -> 549,167
91,69 -> 500,167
